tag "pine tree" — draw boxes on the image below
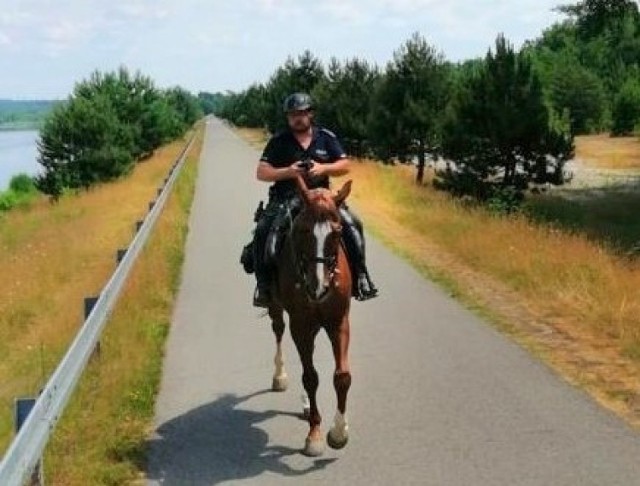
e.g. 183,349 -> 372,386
368,33 -> 450,183
264,51 -> 325,132
313,58 -> 379,156
439,35 -> 574,205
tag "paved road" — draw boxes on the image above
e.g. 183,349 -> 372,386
147,119 -> 640,486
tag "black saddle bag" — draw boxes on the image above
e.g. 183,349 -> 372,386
240,241 -> 255,274
239,201 -> 265,275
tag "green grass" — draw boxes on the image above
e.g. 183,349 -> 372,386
0,173 -> 39,211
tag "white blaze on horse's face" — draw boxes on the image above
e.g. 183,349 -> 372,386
312,221 -> 333,299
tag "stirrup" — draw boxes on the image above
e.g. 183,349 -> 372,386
355,274 -> 379,302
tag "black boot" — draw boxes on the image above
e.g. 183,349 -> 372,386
339,206 -> 379,302
253,281 -> 272,308
354,268 -> 379,301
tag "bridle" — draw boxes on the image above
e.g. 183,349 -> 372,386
291,212 -> 341,302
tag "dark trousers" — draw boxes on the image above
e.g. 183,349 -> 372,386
253,200 -> 280,286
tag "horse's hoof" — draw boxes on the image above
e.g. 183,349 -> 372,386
271,375 -> 289,392
327,429 -> 349,450
303,437 -> 325,457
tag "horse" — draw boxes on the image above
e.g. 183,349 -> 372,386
267,174 -> 354,457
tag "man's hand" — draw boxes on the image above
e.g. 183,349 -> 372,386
257,161 -> 305,183
308,162 -> 327,178
286,161 -> 307,179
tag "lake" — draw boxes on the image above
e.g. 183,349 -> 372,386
0,130 -> 40,190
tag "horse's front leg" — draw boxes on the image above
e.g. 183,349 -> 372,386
291,318 -> 324,457
327,315 -> 352,450
269,306 -> 288,392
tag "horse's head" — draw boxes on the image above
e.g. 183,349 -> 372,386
291,175 -> 352,301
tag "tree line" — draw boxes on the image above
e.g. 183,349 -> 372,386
37,67 -> 202,197
211,0 -> 640,207
0,100 -> 57,128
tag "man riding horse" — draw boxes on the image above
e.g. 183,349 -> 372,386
251,92 -> 378,308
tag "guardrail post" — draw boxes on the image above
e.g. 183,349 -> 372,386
135,220 -> 144,233
116,249 -> 128,264
84,297 -> 101,358
149,201 -> 156,212
15,399 -> 44,485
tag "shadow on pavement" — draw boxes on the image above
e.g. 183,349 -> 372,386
147,390 -> 335,485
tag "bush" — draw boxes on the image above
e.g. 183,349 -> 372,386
612,79 -> 640,136
9,173 -> 36,194
37,94 -> 136,196
0,190 -> 18,211
36,68 -> 201,197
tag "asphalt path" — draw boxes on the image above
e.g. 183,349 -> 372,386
147,118 -> 640,486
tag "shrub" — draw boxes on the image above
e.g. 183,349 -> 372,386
612,79 -> 640,136
0,190 -> 18,211
9,173 -> 37,194
36,68 -> 201,197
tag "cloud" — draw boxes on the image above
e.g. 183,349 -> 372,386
0,0 -> 565,97
0,31 -> 11,46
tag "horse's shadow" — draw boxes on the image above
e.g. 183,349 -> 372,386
146,390 -> 335,485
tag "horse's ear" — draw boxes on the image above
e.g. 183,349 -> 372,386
295,174 -> 313,206
333,180 -> 352,207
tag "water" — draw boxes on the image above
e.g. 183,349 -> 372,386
0,130 -> 40,190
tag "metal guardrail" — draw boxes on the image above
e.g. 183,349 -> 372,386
0,134 -> 197,486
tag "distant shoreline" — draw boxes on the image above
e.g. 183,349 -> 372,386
0,123 -> 41,132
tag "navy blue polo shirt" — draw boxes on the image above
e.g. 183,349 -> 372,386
260,126 -> 347,199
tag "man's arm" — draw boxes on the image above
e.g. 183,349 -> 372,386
308,158 -> 351,178
257,135 -> 305,182
257,161 -> 305,182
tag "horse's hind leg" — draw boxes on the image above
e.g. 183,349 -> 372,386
327,316 -> 352,450
269,306 -> 288,392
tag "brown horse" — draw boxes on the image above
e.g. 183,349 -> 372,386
267,175 -> 354,457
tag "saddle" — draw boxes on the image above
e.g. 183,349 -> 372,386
264,198 -> 301,267
240,198 -> 301,275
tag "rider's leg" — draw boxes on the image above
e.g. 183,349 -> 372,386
339,206 -> 378,301
253,206 -> 277,308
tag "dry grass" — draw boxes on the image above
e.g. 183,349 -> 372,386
576,134 -> 640,170
0,129 -> 203,483
233,126 -> 269,150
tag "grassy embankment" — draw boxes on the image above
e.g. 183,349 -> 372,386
236,127 -> 640,427
0,127 -> 203,484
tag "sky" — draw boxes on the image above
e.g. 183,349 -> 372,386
0,0 -> 565,99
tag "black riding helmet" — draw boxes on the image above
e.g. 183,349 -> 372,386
283,93 -> 313,113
